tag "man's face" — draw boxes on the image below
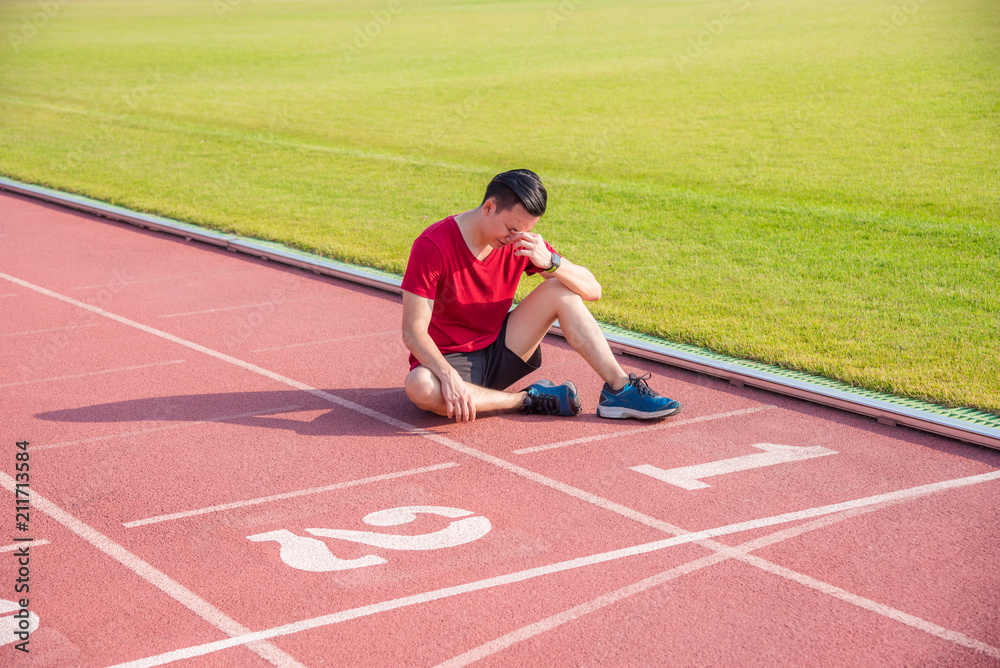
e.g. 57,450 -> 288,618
484,201 -> 540,248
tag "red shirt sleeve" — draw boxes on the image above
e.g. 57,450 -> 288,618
401,236 -> 443,300
523,240 -> 558,276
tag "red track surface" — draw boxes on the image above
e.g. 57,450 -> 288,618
2,191 -> 999,667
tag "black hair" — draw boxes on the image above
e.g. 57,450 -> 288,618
481,169 -> 547,217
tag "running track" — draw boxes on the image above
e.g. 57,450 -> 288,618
1,190 -> 999,666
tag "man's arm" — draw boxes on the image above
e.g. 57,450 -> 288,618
512,232 -> 602,301
401,290 -> 476,422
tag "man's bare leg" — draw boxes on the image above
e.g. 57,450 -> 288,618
403,279 -> 627,419
505,278 -> 630,391
405,366 -> 526,417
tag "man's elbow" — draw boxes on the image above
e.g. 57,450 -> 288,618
583,281 -> 602,302
401,324 -> 420,351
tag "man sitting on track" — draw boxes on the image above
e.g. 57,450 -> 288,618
401,168 -> 683,423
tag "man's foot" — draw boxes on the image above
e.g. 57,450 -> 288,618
597,373 -> 682,420
521,379 -> 582,417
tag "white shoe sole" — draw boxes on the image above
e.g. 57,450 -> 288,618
597,403 -> 682,419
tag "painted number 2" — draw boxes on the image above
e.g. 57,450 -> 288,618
247,506 -> 491,572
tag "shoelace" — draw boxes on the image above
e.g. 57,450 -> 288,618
626,373 -> 656,397
531,393 -> 562,415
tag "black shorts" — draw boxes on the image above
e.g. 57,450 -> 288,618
442,312 -> 541,391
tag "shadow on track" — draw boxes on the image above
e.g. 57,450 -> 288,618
34,388 -> 443,437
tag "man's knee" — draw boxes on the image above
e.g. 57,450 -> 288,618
506,279 -> 588,357
518,278 -> 583,320
535,276 -> 572,296
537,277 -> 586,308
405,367 -> 442,411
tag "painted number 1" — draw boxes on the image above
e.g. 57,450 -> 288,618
247,506 -> 491,572
631,443 -> 837,490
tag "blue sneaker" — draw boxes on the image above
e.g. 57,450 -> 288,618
521,379 -> 582,417
597,373 -> 682,419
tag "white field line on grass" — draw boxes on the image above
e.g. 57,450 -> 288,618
0,473 -> 307,668
5,270 -> 998,664
0,93 -> 923,220
32,404 -> 303,452
251,330 -> 399,353
110,470 -> 1000,668
0,359 -> 185,388
123,462 -> 460,528
513,405 -> 775,454
0,95 -> 497,180
436,498 -> 1000,667
0,323 -> 98,338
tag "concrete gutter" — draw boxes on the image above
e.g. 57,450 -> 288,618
3,176 -> 997,451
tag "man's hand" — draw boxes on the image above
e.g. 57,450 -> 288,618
439,366 -> 476,422
402,291 -> 481,422
511,231 -> 553,270
509,233 -> 603,301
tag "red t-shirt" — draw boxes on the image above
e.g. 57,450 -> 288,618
401,216 -> 555,369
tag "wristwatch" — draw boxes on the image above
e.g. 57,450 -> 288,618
545,252 -> 562,273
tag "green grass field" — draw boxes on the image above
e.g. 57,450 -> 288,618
1,0 -> 998,413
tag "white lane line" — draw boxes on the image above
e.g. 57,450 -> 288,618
437,494 -> 1000,667
435,502 -> 901,668
0,323 -> 98,338
0,270 -> 690,538
251,330 -> 399,353
124,462 -> 460,528
32,404 -> 303,452
0,293 -> 16,298
740,553 -> 1000,660
7,270 -> 998,664
158,295 -> 320,318
513,405 -> 776,454
71,269 -> 240,291
108,470 -> 1000,667
0,539 -> 50,552
0,360 -> 185,389
0,473 -> 306,668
